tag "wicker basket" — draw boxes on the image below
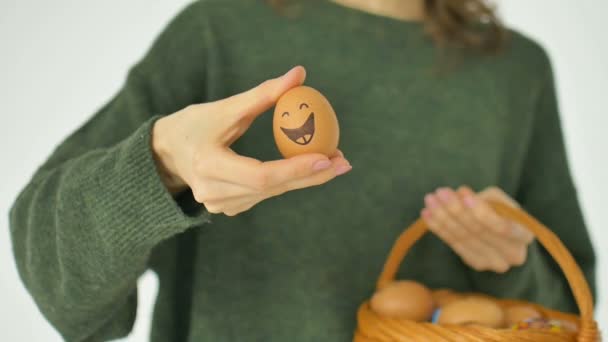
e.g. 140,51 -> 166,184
354,200 -> 601,342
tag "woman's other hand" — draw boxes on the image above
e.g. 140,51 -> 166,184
152,66 -> 352,216
421,186 -> 534,273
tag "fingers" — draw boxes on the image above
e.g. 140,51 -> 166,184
193,149 -> 265,188
206,151 -> 335,190
422,186 -> 534,273
257,153 -> 347,190
509,223 -> 535,244
457,187 -> 528,268
194,148 -> 351,217
421,207 -> 485,271
225,66 -> 307,124
459,186 -> 511,235
203,193 -> 262,217
423,189 -> 508,272
276,154 -> 351,194
191,178 -> 254,203
460,186 -> 533,244
461,187 -> 532,269
201,66 -> 306,146
190,144 -> 352,217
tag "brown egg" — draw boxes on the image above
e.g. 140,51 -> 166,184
504,305 -> 542,326
438,297 -> 505,328
273,86 -> 339,158
370,281 -> 434,321
432,289 -> 462,308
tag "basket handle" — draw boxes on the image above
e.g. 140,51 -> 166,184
375,200 -> 598,339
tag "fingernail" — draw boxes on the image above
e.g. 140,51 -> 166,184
464,195 -> 476,207
312,160 -> 331,171
425,194 -> 439,209
336,164 -> 352,176
499,224 -> 512,236
437,189 -> 453,202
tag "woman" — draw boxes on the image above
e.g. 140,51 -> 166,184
9,0 -> 596,341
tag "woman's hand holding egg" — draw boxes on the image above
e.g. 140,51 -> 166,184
152,66 -> 351,216
421,186 -> 534,273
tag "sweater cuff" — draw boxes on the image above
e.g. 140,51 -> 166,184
92,115 -> 211,258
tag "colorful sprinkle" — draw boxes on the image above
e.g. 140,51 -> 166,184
431,309 -> 441,324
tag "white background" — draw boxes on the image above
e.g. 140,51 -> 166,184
0,1 -> 606,340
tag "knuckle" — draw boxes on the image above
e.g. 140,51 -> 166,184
446,202 -> 463,214
508,248 -> 527,266
525,233 -> 535,244
488,186 -> 504,196
471,264 -> 485,272
480,261 -> 496,272
226,202 -> 256,216
467,223 -> 482,233
498,222 -> 513,237
467,258 -> 486,272
309,173 -> 334,187
435,231 -> 451,244
253,81 -> 275,100
252,171 -> 271,191
198,194 -> 215,203
184,104 -> 198,112
473,263 -> 487,272
450,228 -> 468,243
426,222 -> 441,234
431,209 -> 448,223
284,164 -> 304,180
269,184 -> 289,197
475,209 -> 492,223
451,242 -> 465,254
204,203 -> 223,214
460,184 -> 473,192
444,232 -> 462,246
192,184 -> 212,203
429,226 -> 451,244
192,189 -> 206,203
486,186 -> 500,194
193,193 -> 205,203
493,261 -> 510,273
192,152 -> 210,175
242,202 -> 256,213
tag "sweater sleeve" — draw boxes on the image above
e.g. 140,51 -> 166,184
468,51 -> 597,314
8,2 -> 212,341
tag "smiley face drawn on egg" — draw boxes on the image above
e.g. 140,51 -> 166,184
273,86 -> 340,158
279,103 -> 315,145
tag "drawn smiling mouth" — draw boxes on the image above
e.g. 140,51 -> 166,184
280,113 -> 315,145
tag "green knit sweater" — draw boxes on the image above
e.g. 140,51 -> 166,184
9,1 -> 596,341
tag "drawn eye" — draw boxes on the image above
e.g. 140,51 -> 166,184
299,103 -> 309,110
282,112 -> 290,117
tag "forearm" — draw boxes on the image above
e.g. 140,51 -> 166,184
9,117 -> 209,340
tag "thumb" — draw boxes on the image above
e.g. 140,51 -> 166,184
225,66 -> 306,125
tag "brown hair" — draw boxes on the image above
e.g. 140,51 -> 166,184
268,0 -> 507,53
